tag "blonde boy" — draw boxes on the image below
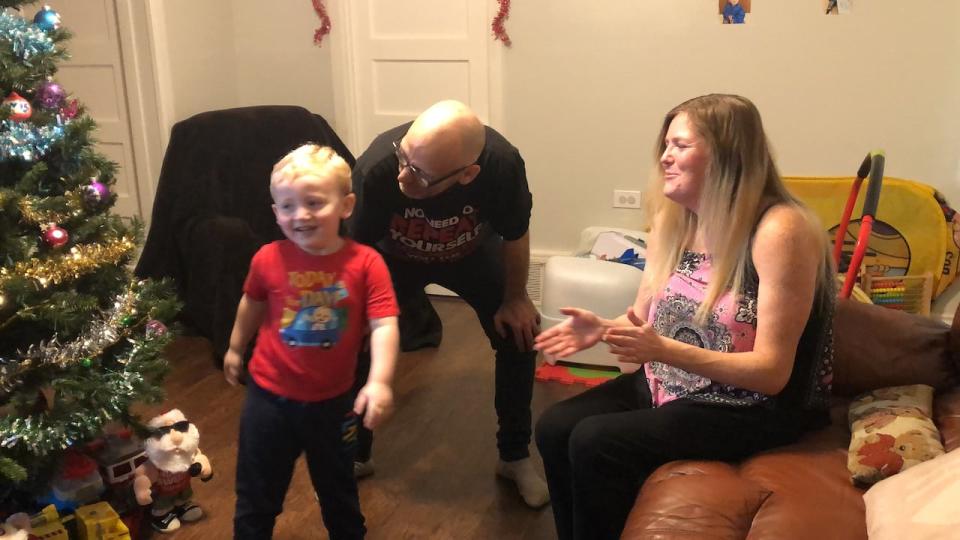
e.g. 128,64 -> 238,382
225,144 -> 399,539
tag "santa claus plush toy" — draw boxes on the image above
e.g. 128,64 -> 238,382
133,409 -> 212,533
0,512 -> 31,540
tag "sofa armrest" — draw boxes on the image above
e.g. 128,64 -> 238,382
935,388 -> 960,452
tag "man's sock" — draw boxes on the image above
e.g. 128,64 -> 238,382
496,457 -> 550,508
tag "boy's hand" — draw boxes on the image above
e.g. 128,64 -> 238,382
354,381 -> 393,429
224,349 -> 244,386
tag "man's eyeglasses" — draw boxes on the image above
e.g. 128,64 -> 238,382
392,139 -> 474,188
149,420 -> 191,439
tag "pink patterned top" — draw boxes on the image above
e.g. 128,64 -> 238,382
645,251 -> 770,407
646,248 -> 831,413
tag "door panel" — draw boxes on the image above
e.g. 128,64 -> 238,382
54,0 -> 141,219
349,0 -> 490,151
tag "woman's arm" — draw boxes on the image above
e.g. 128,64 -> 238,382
603,205 -> 822,395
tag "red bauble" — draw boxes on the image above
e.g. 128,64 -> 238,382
43,224 -> 69,248
3,91 -> 32,121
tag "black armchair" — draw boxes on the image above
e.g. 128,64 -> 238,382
135,106 -> 354,363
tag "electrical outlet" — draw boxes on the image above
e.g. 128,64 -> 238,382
613,190 -> 642,209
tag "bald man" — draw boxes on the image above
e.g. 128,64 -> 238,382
349,100 -> 548,507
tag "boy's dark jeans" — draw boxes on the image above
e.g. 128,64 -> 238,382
235,381 -> 365,539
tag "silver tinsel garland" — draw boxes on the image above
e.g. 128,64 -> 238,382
0,287 -> 139,394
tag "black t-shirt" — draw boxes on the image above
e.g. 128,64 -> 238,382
349,122 -> 532,264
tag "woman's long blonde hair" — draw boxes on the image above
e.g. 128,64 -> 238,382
641,94 -> 834,323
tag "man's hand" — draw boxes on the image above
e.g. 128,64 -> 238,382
354,381 -> 394,429
494,295 -> 541,352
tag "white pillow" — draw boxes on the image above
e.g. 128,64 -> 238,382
864,448 -> 960,539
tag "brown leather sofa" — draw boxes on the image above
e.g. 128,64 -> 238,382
621,299 -> 960,539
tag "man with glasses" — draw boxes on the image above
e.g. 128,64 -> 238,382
348,100 -> 548,508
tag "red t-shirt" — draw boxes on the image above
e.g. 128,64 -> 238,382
244,239 -> 398,401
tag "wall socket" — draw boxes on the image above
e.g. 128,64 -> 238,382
613,190 -> 642,209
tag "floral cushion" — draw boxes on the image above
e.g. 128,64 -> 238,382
847,384 -> 945,486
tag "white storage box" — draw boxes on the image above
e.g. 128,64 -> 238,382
539,256 -> 644,372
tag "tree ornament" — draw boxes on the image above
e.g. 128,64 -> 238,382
35,80 -> 65,109
83,179 -> 110,207
80,357 -> 92,368
120,315 -> 135,327
33,5 -> 62,32
0,291 -> 14,321
3,92 -> 32,121
145,320 -> 168,338
43,224 -> 69,248
61,98 -> 79,120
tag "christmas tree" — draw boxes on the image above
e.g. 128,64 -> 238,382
0,1 -> 179,504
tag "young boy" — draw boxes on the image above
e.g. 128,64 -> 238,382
224,144 -> 399,539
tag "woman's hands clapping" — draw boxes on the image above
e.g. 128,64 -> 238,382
534,308 -> 606,359
602,307 -> 664,365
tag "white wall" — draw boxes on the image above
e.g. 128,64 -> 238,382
152,0 -> 336,132
500,0 -> 960,253
156,1 -> 237,123
232,0 -> 336,124
149,0 -> 959,255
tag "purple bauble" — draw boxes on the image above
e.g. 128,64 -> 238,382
36,81 -> 66,109
83,180 -> 109,206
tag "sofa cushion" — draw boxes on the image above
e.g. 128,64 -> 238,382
847,384 -> 945,486
832,299 -> 958,397
863,448 -> 960,540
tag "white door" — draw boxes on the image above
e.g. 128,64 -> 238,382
335,0 -> 493,154
54,0 -> 142,219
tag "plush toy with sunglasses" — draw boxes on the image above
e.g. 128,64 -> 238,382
133,409 -> 213,533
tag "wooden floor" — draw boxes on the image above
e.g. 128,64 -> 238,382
139,297 -> 585,539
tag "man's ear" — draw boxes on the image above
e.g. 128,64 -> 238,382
341,193 -> 357,219
458,164 -> 482,186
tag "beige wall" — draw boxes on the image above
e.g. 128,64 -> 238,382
500,0 -> 960,253
149,1 -> 959,254
153,0 -> 336,130
156,1 -> 237,123
232,0 -> 336,124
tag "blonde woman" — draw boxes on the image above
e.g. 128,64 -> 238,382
534,94 -> 836,540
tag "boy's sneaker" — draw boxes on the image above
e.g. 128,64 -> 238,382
175,502 -> 204,522
151,511 -> 181,533
354,459 -> 375,479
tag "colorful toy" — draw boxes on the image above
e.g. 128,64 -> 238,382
133,409 -> 212,533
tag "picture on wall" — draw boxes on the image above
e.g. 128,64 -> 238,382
719,0 -> 750,24
825,0 -> 852,15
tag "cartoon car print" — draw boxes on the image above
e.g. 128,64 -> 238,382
280,305 -> 340,348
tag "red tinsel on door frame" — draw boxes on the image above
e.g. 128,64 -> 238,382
312,0 -> 332,46
492,0 -> 512,47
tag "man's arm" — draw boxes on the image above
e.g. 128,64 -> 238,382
494,231 -> 540,352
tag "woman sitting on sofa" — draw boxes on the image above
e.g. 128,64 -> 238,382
534,94 -> 837,540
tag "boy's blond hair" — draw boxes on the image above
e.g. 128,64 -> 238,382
270,144 -> 352,195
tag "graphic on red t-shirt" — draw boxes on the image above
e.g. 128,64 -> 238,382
277,271 -> 348,349
387,205 -> 485,262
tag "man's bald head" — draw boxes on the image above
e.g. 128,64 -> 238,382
406,100 -> 485,167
